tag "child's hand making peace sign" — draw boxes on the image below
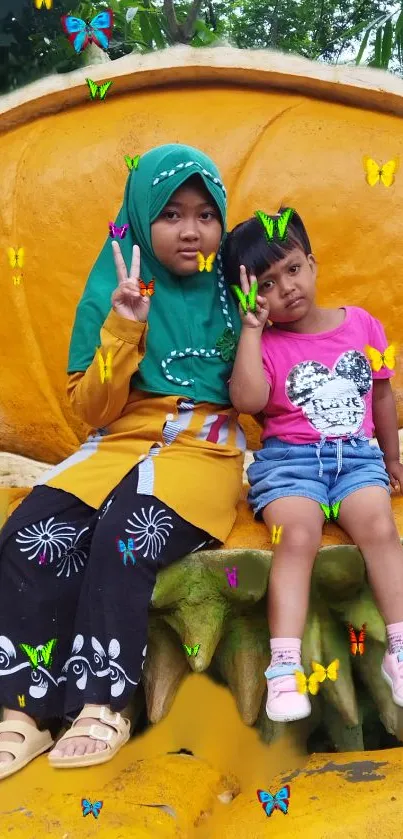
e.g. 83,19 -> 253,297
111,242 -> 150,323
237,265 -> 270,329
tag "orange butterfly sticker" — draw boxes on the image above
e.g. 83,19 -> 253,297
139,279 -> 155,297
348,623 -> 366,656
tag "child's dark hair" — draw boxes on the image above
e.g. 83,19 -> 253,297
222,206 -> 312,284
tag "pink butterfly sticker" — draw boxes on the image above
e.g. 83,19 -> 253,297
39,553 -> 46,565
109,222 -> 129,239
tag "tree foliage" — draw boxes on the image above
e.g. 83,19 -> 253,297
0,0 -> 401,95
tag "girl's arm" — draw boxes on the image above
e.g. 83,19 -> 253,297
67,309 -> 148,428
229,325 -> 270,415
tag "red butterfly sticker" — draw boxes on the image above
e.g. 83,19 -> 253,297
348,623 -> 366,656
139,279 -> 155,297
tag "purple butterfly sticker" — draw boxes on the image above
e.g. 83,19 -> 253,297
109,222 -> 129,240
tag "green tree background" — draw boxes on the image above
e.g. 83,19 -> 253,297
0,0 -> 401,95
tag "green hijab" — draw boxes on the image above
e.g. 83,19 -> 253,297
68,143 -> 241,405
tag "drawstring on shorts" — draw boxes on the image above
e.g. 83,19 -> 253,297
315,431 -> 369,482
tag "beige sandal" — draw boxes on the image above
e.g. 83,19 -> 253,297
0,720 -> 53,780
48,704 -> 131,769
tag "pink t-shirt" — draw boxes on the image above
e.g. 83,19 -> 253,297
260,306 -> 394,444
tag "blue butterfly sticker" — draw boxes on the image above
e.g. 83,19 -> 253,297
81,798 -> 103,818
117,537 -> 136,566
61,9 -> 113,54
256,785 -> 290,816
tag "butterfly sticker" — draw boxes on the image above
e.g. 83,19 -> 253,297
86,78 -> 113,101
183,644 -> 200,656
294,669 -> 321,695
34,0 -> 52,8
225,566 -> 238,587
81,799 -> 103,819
38,552 -> 46,565
365,343 -> 397,372
139,280 -> 155,297
363,156 -> 399,187
348,623 -> 366,656
295,659 -> 339,695
61,9 -> 113,54
271,524 -> 283,544
13,275 -> 22,286
19,638 -> 57,670
124,154 -> 140,171
109,222 -> 129,240
196,251 -> 216,272
117,537 -> 136,566
96,347 -> 112,383
256,785 -> 290,817
320,501 -> 341,522
230,279 -> 258,315
17,694 -> 26,708
7,247 -> 24,269
255,208 -> 294,242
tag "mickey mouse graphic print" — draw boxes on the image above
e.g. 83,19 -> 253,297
259,307 -> 394,444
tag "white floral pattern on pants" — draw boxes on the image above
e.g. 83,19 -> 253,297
0,633 -> 147,701
61,634 -> 147,698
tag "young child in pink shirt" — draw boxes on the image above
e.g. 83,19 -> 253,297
223,206 -> 403,723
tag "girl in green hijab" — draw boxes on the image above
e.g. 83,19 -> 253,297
0,144 -> 246,778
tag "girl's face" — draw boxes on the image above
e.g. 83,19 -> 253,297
151,176 -> 222,276
256,247 -> 317,327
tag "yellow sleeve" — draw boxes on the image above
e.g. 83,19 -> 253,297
66,309 -> 148,427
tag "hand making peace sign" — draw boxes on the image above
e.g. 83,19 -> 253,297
111,242 -> 150,323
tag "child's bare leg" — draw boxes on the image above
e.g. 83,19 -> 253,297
261,496 -> 324,722
262,497 -> 324,638
337,486 -> 403,624
337,486 -> 403,706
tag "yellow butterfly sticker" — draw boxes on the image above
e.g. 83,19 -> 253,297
34,0 -> 52,7
294,670 -> 320,695
363,156 -> 399,187
13,275 -> 22,286
96,348 -> 112,383
196,251 -> 216,273
7,247 -> 24,269
271,524 -> 283,544
365,343 -> 397,372
295,659 -> 339,695
311,659 -> 339,684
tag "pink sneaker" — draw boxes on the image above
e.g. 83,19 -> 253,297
381,650 -> 403,706
265,664 -> 312,722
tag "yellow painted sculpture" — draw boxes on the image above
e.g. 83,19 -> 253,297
1,45 -> 403,838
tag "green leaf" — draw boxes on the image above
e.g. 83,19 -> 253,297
395,10 -> 403,36
374,26 -> 382,66
381,19 -> 393,67
137,9 -> 153,47
355,26 -> 371,65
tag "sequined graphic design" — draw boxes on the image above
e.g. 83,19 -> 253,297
285,350 -> 372,436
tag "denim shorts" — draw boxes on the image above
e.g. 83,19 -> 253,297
247,436 -> 391,520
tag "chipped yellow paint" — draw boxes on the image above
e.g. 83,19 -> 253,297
1,674 -> 403,838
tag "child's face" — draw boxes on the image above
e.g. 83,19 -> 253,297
151,177 -> 222,276
256,247 -> 317,324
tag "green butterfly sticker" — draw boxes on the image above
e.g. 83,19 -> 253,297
19,638 -> 57,669
255,207 -> 294,242
124,154 -> 141,171
216,328 -> 237,362
320,501 -> 341,522
86,78 -> 113,101
183,644 -> 200,657
230,279 -> 259,315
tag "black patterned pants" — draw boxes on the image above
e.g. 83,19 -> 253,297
0,465 -> 214,720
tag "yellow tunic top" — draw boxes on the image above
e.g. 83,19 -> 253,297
35,310 -> 246,543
